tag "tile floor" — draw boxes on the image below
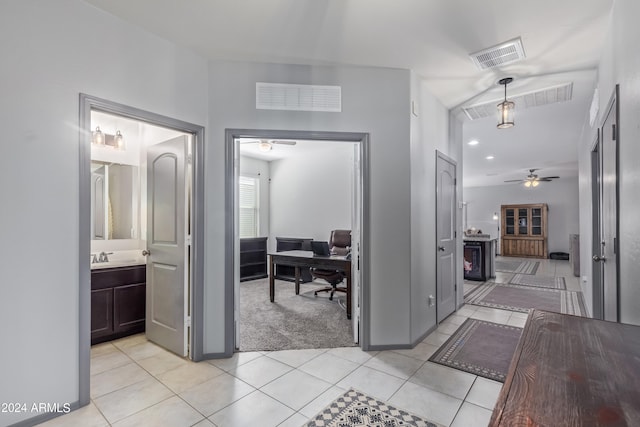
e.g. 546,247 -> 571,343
38,257 -> 583,427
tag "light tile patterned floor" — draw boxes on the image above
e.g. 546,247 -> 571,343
38,257 -> 583,427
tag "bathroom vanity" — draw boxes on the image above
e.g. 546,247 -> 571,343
91,264 -> 146,345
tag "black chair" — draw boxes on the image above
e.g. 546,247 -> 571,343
312,230 -> 351,300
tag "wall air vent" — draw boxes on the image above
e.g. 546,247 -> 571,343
469,38 -> 526,70
462,82 -> 574,120
256,82 -> 342,112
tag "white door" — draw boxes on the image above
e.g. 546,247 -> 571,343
436,152 -> 457,323
146,136 -> 189,356
600,93 -> 618,322
351,144 -> 361,343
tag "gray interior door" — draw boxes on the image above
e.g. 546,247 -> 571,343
436,152 -> 457,323
591,135 -> 604,320
146,136 -> 189,356
600,92 -> 618,322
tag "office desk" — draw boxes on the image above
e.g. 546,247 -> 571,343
268,250 -> 352,319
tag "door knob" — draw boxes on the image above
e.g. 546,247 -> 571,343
438,246 -> 446,252
593,255 -> 606,262
142,250 -> 151,256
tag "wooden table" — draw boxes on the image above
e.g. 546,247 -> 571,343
490,309 -> 640,426
268,250 -> 352,319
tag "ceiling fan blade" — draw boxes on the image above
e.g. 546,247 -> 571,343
538,176 -> 559,180
504,179 -> 524,183
271,140 -> 297,145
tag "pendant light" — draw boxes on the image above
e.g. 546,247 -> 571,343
497,77 -> 515,129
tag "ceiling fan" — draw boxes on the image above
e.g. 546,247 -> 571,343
240,139 -> 297,152
504,169 -> 560,187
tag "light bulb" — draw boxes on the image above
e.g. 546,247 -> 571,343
524,181 -> 531,187
114,130 -> 125,150
92,126 -> 104,145
532,180 -> 539,187
258,141 -> 272,152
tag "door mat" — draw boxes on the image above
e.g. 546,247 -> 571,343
510,273 -> 566,289
495,260 -> 539,275
429,318 -> 522,382
465,282 -> 587,316
305,389 -> 442,427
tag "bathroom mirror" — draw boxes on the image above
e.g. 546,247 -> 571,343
91,162 -> 139,240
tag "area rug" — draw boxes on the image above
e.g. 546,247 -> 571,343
465,282 -> 587,316
239,278 -> 355,351
510,273 -> 566,289
429,319 -> 522,382
495,259 -> 539,275
305,389 -> 441,427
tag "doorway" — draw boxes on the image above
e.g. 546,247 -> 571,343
224,129 -> 370,354
78,94 -> 205,405
594,86 -> 619,322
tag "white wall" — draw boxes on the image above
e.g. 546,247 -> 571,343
409,74 -> 459,342
269,145 -> 354,249
239,155 -> 270,238
0,1 -> 208,425
208,61 -> 412,348
464,178 -> 580,255
579,0 -> 640,324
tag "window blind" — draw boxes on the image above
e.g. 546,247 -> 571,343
239,176 -> 258,238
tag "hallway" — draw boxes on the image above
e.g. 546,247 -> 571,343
39,258 -> 582,427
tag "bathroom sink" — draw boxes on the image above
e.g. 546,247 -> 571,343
90,250 -> 146,269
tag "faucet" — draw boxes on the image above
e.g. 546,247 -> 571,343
91,253 -> 98,264
97,252 -> 112,263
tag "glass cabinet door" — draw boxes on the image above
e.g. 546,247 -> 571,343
518,208 -> 528,235
505,209 -> 515,235
531,208 -> 542,235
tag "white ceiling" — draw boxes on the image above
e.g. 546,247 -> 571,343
239,138 -> 355,162
84,0 -> 614,187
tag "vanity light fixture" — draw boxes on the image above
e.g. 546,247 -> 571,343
92,126 -> 104,145
497,77 -> 515,129
91,126 -> 125,150
113,130 -> 125,150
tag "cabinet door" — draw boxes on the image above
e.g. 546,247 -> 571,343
505,209 -> 515,235
91,288 -> 114,339
114,283 -> 146,334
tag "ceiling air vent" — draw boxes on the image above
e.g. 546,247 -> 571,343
256,82 -> 342,112
469,38 -> 526,70
463,82 -> 574,120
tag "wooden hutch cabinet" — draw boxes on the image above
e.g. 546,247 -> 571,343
501,203 -> 548,258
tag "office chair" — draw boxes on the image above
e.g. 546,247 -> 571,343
312,230 -> 351,300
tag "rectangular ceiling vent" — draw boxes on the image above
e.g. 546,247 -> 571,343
256,82 -> 342,112
469,37 -> 526,70
462,82 -> 574,120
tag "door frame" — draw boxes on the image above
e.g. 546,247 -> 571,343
435,150 -> 458,323
224,129 -> 370,353
78,94 -> 206,406
590,130 -> 604,320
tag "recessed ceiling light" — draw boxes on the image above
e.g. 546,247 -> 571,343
468,140 -> 479,146
486,155 -> 495,160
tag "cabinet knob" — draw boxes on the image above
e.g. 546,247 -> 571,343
142,250 -> 151,256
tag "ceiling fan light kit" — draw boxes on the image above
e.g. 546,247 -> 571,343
497,77 -> 515,129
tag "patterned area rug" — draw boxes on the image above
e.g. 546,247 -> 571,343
510,273 -> 566,289
495,259 -> 539,275
465,282 -> 587,316
305,389 -> 441,427
429,319 -> 522,382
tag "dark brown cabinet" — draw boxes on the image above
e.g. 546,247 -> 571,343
91,265 -> 146,345
275,237 -> 313,282
240,237 -> 268,281
501,203 -> 548,258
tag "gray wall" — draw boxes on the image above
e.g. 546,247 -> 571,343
464,177 -> 580,255
239,155 -> 271,238
269,144 -> 354,250
0,1 -> 209,425
579,0 -> 640,324
208,61 -> 413,349
409,74 -> 461,342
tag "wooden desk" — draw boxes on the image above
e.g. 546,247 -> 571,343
490,309 -> 640,426
268,250 -> 352,319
